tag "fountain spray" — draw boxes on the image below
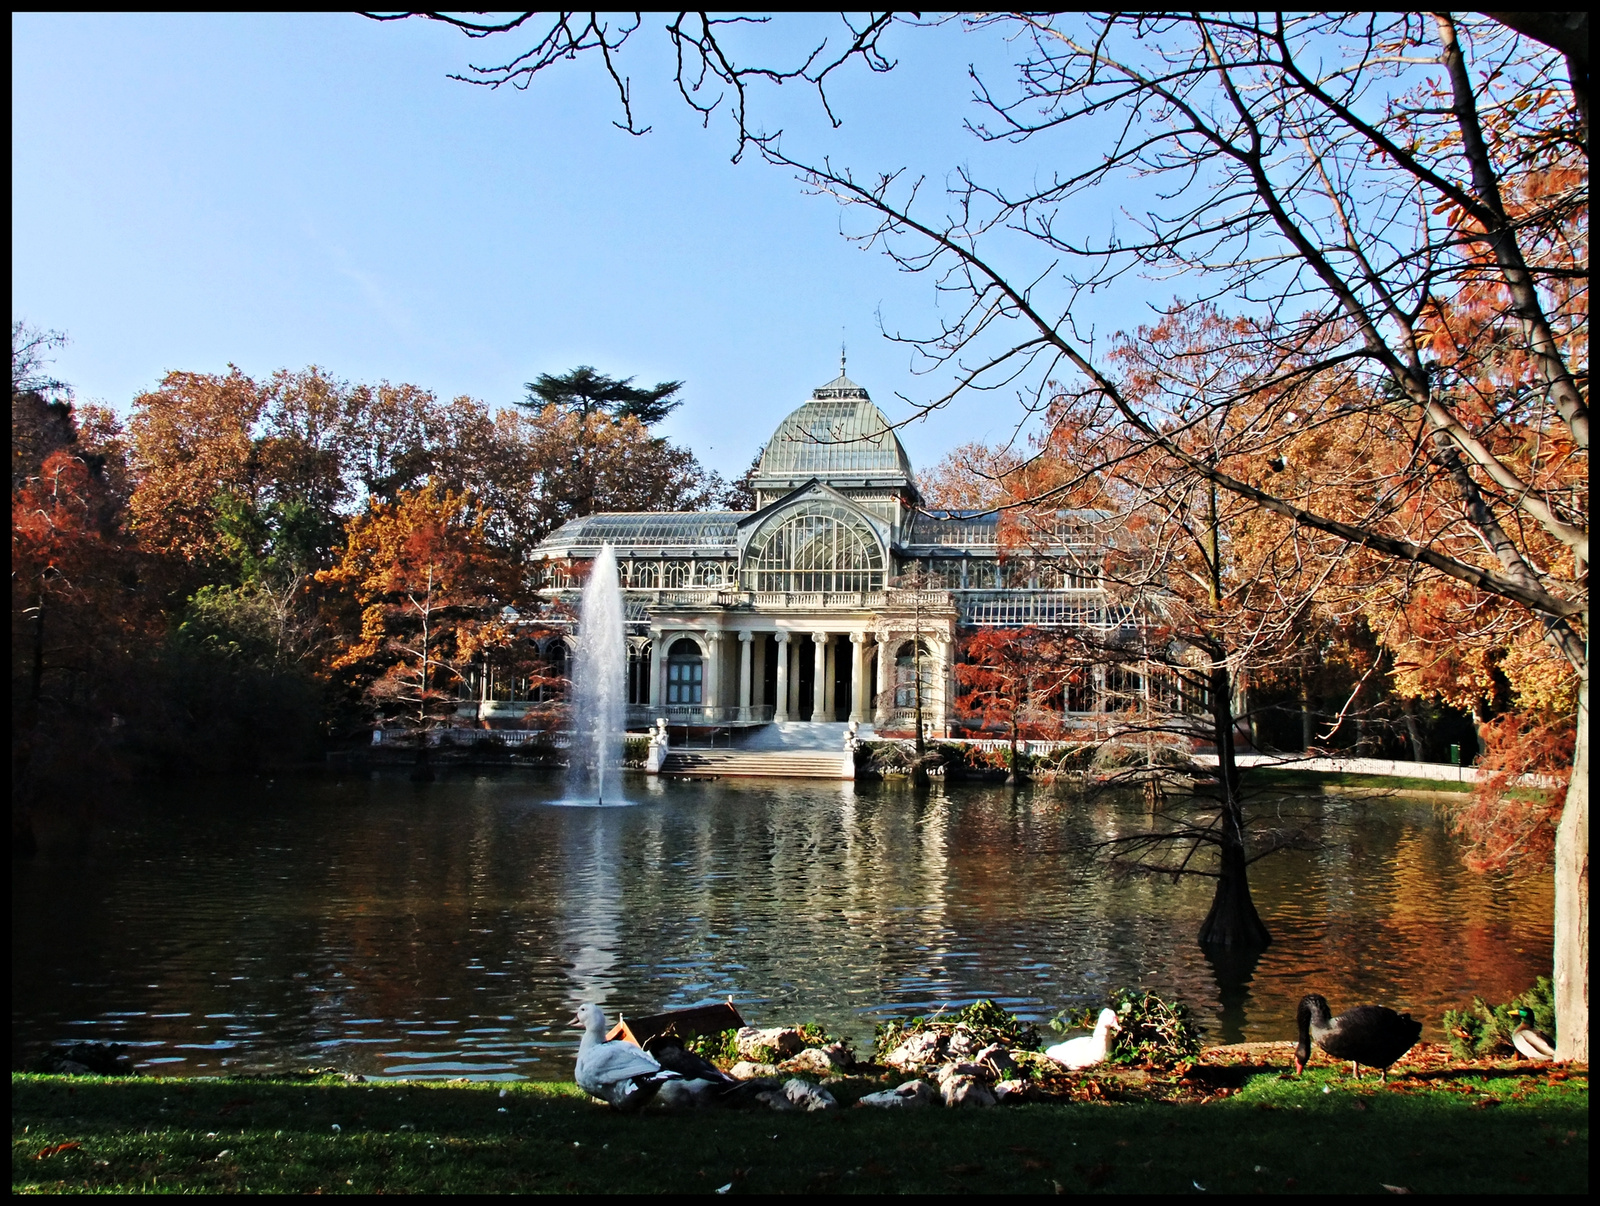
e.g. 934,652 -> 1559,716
568,543 -> 626,803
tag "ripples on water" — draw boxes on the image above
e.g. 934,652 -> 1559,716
11,770 -> 1551,1080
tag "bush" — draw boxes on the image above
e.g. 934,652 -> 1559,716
684,1028 -> 741,1066
873,999 -> 1042,1062
1050,989 -> 1204,1067
1442,977 -> 1555,1059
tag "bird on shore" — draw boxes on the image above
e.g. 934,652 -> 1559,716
572,1003 -> 680,1110
1510,1007 -> 1555,1061
1294,994 -> 1421,1081
643,1033 -> 736,1085
1044,1008 -> 1121,1070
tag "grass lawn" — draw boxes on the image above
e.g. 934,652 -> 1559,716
12,1052 -> 1586,1194
1245,767 -> 1473,795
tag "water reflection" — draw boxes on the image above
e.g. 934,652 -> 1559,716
10,771 -> 1551,1080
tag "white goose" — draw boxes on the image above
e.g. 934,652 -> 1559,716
1044,1008 -> 1121,1070
572,1003 -> 680,1110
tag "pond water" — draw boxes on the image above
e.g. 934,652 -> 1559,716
11,770 -> 1551,1080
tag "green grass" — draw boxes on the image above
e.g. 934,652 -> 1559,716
1247,767 -> 1474,794
12,1062 -> 1587,1194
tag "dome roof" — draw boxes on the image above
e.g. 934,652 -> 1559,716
754,374 -> 915,489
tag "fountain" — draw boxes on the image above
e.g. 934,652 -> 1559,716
566,543 -> 627,804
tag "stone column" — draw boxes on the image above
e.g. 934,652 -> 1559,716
788,637 -> 802,717
705,632 -> 723,720
648,629 -> 664,710
850,632 -> 866,724
774,632 -> 790,723
738,630 -> 753,720
811,632 -> 827,722
823,636 -> 836,719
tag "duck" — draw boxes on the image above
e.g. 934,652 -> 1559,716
572,1003 -> 681,1110
1510,1007 -> 1555,1061
1294,994 -> 1421,1081
642,1033 -> 736,1085
1044,1008 -> 1121,1070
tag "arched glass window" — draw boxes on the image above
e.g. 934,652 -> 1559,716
741,501 -> 885,593
631,560 -> 660,588
666,638 -> 702,704
695,560 -> 725,586
663,560 -> 690,588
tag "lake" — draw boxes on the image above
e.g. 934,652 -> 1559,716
11,769 -> 1551,1080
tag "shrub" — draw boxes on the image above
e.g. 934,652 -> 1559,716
873,999 -> 1042,1061
684,1028 -> 741,1066
1050,989 -> 1204,1067
1442,977 -> 1555,1059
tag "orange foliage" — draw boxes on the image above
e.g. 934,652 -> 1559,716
1449,713 -> 1574,874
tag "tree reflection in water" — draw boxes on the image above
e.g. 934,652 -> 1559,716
10,772 -> 1551,1080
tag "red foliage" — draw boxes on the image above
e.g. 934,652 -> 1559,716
1449,713 -> 1574,875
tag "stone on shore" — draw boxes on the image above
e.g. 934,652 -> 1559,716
730,1061 -> 781,1080
779,1044 -> 852,1075
736,1026 -> 807,1062
856,1079 -> 939,1109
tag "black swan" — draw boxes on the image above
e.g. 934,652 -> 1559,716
1294,994 -> 1421,1081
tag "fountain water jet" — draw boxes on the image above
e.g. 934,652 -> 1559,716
567,543 -> 627,804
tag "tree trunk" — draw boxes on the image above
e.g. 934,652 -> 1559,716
1554,673 -> 1588,1060
1199,658 -> 1271,949
1400,696 -> 1425,762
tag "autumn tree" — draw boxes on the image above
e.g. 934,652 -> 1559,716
318,481 -> 522,729
954,625 -> 1076,777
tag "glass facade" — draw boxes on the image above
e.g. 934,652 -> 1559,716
741,501 -> 885,593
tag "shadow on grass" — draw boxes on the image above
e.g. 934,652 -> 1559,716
11,1066 -> 1588,1195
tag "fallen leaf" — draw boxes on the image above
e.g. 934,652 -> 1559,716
34,1143 -> 81,1160
1381,1184 -> 1412,1194
946,1163 -> 984,1177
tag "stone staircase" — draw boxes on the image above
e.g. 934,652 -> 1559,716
658,748 -> 851,779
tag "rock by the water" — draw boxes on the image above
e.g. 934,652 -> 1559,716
781,1078 -> 838,1112
884,1029 -> 947,1070
975,1043 -> 1018,1080
736,1026 -> 806,1061
729,1060 -> 781,1080
940,1074 -> 998,1108
856,1078 -> 939,1109
946,1024 -> 985,1059
779,1044 -> 851,1075
993,1078 -> 1029,1103
935,1060 -> 990,1086
34,1042 -> 136,1076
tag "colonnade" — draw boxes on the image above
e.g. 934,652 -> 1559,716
646,627 -> 887,723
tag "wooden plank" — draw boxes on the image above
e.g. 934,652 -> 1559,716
605,1001 -> 747,1048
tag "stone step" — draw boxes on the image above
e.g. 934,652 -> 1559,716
660,750 -> 850,779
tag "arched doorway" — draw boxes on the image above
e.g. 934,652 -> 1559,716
666,638 -> 703,706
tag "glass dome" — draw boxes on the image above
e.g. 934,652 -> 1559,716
741,499 -> 885,593
752,375 -> 916,489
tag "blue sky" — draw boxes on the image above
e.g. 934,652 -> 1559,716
13,13 -> 1157,478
